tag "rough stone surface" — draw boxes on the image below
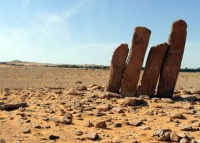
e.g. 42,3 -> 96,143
157,20 -> 187,98
170,131 -> 179,142
120,27 -> 151,97
95,120 -> 107,129
137,43 -> 168,97
105,44 -> 129,93
152,128 -> 171,141
123,97 -> 143,106
1,102 -> 27,109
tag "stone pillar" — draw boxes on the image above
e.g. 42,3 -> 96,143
157,20 -> 187,98
120,27 -> 151,97
105,44 -> 129,93
137,43 -> 168,97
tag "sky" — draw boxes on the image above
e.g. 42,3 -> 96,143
0,0 -> 200,68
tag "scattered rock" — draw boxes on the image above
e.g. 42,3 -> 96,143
95,120 -> 107,129
1,102 -> 27,109
85,132 -> 98,140
129,119 -> 143,126
21,127 -> 31,134
123,97 -> 143,106
49,135 -> 60,140
170,131 -> 179,142
152,128 -> 171,141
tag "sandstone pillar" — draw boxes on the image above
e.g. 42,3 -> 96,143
120,27 -> 151,97
105,44 -> 129,93
157,20 -> 187,98
137,43 -> 168,97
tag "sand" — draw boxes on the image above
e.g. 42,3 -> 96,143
0,65 -> 199,143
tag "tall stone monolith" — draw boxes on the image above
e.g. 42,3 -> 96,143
157,20 -> 187,98
137,43 -> 168,97
120,27 -> 151,97
105,44 -> 129,93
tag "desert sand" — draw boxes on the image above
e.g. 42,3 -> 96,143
0,65 -> 200,143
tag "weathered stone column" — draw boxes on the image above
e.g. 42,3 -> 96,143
137,43 -> 168,97
105,44 -> 129,93
157,20 -> 187,98
120,27 -> 151,97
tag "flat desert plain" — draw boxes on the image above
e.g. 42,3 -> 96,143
0,65 -> 200,143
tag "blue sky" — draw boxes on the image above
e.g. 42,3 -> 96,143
0,0 -> 199,68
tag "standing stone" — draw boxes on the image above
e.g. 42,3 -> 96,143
137,43 -> 168,97
157,20 -> 187,98
105,44 -> 129,93
120,27 -> 151,97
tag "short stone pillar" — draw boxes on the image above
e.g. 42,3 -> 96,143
137,43 -> 168,97
120,27 -> 151,97
105,44 -> 129,93
157,20 -> 187,98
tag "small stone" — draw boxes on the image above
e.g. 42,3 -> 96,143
95,121 -> 107,129
84,120 -> 94,127
152,128 -> 171,141
85,132 -> 98,140
112,107 -> 124,113
75,130 -> 83,136
171,113 -> 184,119
179,138 -> 190,143
139,126 -> 150,130
98,104 -> 110,112
129,120 -> 143,126
180,95 -> 197,101
32,122 -> 41,128
180,125 -> 193,131
49,135 -> 60,140
152,98 -> 160,103
161,98 -> 174,103
123,97 -> 143,106
170,131 -> 179,142
21,127 -> 31,133
113,123 -> 122,128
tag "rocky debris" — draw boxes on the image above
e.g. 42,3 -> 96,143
170,131 -> 179,142
157,20 -> 187,98
123,97 -> 143,106
112,107 -> 124,113
171,113 -> 184,119
32,122 -> 41,128
129,119 -> 143,126
179,138 -> 190,143
113,123 -> 122,128
180,95 -> 197,101
21,127 -> 31,134
60,112 -> 73,124
120,27 -> 151,97
152,128 -> 171,141
49,135 -> 60,140
105,44 -> 129,93
95,120 -> 107,129
1,102 -> 27,109
101,92 -> 122,98
180,125 -> 193,131
85,132 -> 98,140
160,98 -> 174,103
75,130 -> 83,136
139,126 -> 150,130
98,104 -> 111,112
137,43 -> 168,97
84,120 -> 94,127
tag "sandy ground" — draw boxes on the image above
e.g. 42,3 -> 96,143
0,65 -> 200,143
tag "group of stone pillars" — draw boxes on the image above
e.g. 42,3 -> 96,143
105,19 -> 187,98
